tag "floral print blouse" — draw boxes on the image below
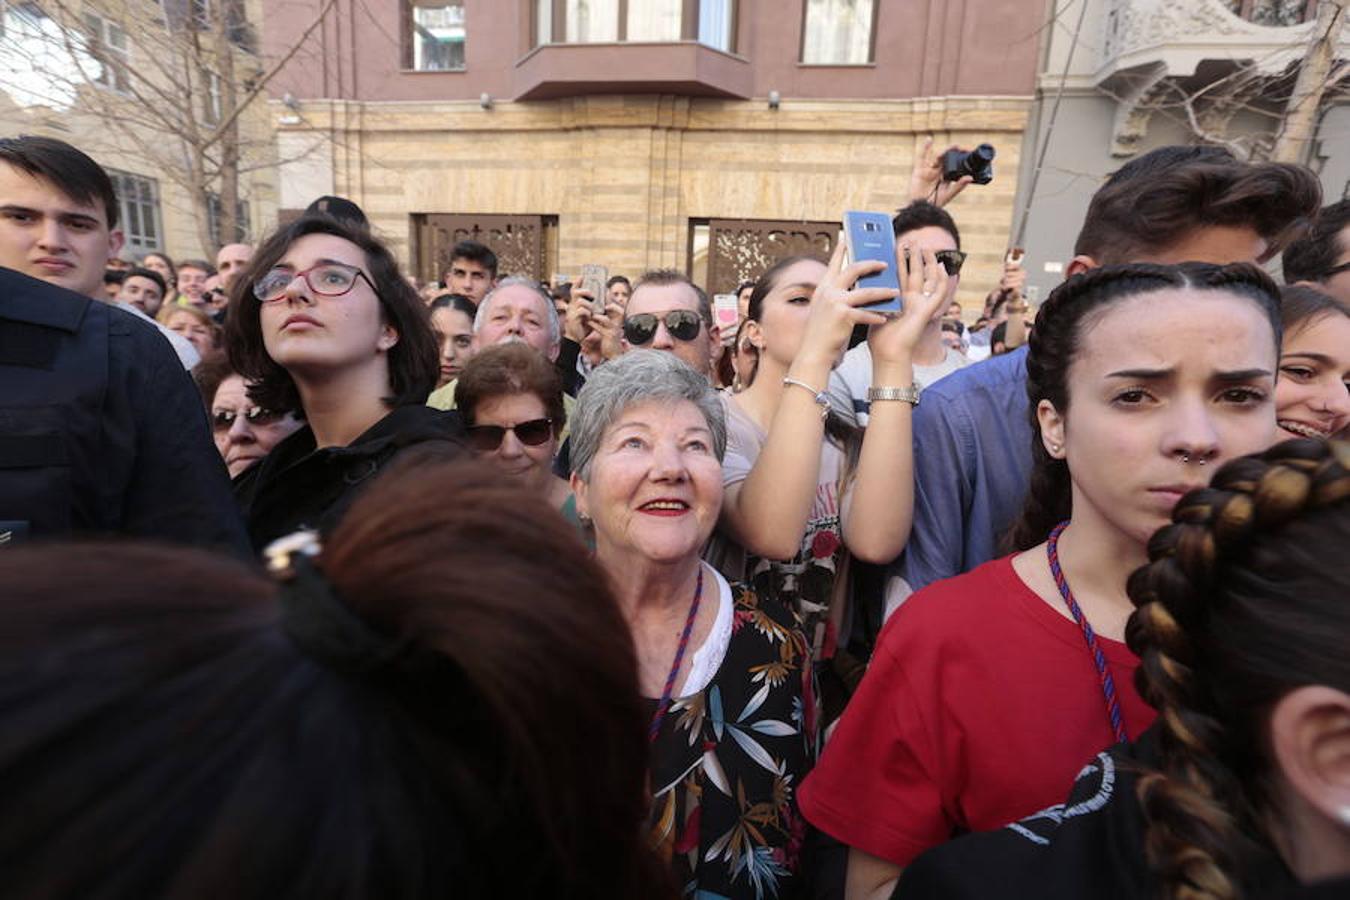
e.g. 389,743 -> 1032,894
648,581 -> 819,899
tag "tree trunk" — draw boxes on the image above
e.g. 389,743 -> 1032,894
1272,0 -> 1348,164
214,2 -> 240,248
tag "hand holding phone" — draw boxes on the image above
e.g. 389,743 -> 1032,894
842,211 -> 902,314
579,264 -> 608,315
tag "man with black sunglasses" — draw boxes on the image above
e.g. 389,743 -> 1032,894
826,201 -> 970,426
620,269 -> 721,380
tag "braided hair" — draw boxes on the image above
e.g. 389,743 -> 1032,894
1007,262 -> 1282,552
1125,438 -> 1350,898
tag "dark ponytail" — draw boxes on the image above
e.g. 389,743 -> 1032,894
1124,438 -> 1350,898
1007,262 -> 1282,551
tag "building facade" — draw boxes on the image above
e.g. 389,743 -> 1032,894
263,0 -> 1045,308
1012,0 -> 1350,301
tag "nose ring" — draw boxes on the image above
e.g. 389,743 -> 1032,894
1181,453 -> 1207,466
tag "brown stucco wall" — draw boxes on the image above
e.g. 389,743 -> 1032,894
263,0 -> 1044,104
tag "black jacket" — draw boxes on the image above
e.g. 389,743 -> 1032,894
0,267 -> 248,553
234,403 -> 464,552
895,725 -> 1301,900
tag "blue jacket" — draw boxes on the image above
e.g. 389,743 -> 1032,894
0,267 -> 248,553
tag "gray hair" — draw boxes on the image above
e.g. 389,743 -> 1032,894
474,276 -> 561,348
631,269 -> 713,326
570,350 -> 727,481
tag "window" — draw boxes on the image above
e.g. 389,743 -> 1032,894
203,70 -> 222,124
83,12 -> 131,92
800,0 -> 876,65
405,0 -> 466,71
535,0 -> 736,52
207,192 -> 250,247
1224,0 -> 1315,25
108,170 -> 162,251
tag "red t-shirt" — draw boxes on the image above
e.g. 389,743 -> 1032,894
798,555 -> 1156,867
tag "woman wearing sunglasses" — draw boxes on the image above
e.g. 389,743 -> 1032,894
226,215 -> 461,552
194,358 -> 303,478
456,343 -> 572,512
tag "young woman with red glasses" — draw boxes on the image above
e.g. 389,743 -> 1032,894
225,215 -> 463,552
456,343 -> 573,514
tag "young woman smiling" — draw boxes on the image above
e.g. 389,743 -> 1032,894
799,263 -> 1285,900
1275,285 -> 1350,442
226,215 -> 461,551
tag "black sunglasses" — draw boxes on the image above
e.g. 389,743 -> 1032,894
212,407 -> 285,432
934,249 -> 967,276
623,310 -> 702,346
465,418 -> 555,452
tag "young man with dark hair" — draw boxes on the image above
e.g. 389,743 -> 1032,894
443,240 -> 498,304
0,135 -> 247,551
899,145 -> 1321,594
621,268 -> 721,380
604,274 -> 631,308
1281,198 -> 1350,303
826,201 -> 970,426
175,258 -> 215,305
116,266 -> 167,317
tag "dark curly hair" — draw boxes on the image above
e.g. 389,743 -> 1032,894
1007,262 -> 1282,551
1123,438 -> 1350,898
225,215 -> 439,414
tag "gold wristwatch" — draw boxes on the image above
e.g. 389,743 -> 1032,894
867,384 -> 921,406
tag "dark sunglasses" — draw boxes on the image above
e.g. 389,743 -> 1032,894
465,418 -> 555,452
934,249 -> 967,276
212,407 -> 285,432
622,310 -> 702,345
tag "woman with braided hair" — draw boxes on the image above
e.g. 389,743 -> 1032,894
801,262 -> 1285,899
893,437 -> 1350,898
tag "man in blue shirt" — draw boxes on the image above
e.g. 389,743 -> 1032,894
901,145 -> 1322,592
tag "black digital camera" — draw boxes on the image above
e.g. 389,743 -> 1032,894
942,144 -> 996,185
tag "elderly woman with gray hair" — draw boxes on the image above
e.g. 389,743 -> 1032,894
570,350 -> 818,899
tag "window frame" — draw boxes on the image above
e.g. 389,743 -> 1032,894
83,11 -> 133,94
402,0 -> 467,72
207,191 -> 250,247
533,0 -> 737,52
107,169 -> 163,252
797,0 -> 879,66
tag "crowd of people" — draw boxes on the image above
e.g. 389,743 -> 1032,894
0,130 -> 1348,899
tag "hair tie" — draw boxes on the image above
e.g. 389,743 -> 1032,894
265,530 -> 404,675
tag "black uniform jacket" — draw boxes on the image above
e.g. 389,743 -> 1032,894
0,267 -> 248,552
895,724 -> 1310,900
234,403 -> 464,552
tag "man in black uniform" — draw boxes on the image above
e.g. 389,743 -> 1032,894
0,135 -> 247,552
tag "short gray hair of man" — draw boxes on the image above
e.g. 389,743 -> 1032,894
570,349 -> 727,481
473,276 -> 561,348
630,269 -> 713,326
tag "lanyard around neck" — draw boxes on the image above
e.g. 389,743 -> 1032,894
1047,521 -> 1129,744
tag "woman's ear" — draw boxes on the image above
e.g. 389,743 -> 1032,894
1037,399 -> 1067,459
377,324 -> 399,352
1065,255 -> 1097,278
569,471 -> 590,520
1269,686 -> 1350,842
743,319 -> 765,351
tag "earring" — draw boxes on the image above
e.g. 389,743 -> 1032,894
1338,806 -> 1350,828
1050,443 -> 1061,455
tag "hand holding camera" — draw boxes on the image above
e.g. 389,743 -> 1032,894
909,136 -> 995,208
